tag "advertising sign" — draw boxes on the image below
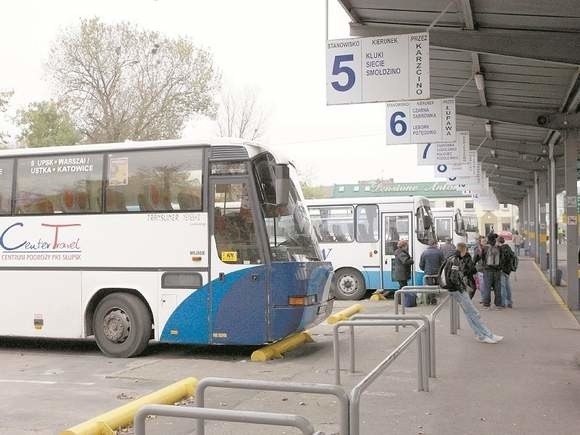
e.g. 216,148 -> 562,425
327,32 -> 430,105
386,98 -> 456,145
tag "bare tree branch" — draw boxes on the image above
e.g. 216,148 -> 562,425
216,85 -> 269,141
46,18 -> 220,143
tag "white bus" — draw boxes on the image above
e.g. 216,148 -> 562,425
463,209 -> 479,247
0,139 -> 333,357
306,196 -> 436,300
431,207 -> 467,247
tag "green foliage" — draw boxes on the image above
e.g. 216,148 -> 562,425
46,17 -> 220,143
300,182 -> 331,199
17,101 -> 81,147
0,91 -> 13,144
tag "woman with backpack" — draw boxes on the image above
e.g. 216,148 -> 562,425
392,240 -> 415,306
441,243 -> 503,344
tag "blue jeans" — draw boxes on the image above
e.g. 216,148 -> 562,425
501,272 -> 512,307
450,291 -> 494,340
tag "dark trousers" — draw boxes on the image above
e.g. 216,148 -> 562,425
483,269 -> 502,307
424,276 -> 438,304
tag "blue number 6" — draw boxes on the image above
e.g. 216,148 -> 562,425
390,111 -> 407,136
331,54 -> 355,92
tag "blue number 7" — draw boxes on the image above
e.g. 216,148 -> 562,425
331,54 -> 355,92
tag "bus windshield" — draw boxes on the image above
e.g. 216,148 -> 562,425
416,204 -> 435,245
465,216 -> 478,232
253,154 -> 321,262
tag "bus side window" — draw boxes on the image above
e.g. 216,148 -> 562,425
0,159 -> 13,215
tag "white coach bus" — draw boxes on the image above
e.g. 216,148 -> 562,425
0,139 -> 333,357
431,207 -> 467,247
306,196 -> 436,300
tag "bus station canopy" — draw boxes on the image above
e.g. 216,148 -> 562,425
336,0 -> 580,205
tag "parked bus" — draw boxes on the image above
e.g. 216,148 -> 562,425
306,196 -> 436,300
463,209 -> 479,247
0,139 -> 333,357
431,207 -> 467,247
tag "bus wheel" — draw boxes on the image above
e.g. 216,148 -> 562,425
93,293 -> 151,358
332,268 -> 366,300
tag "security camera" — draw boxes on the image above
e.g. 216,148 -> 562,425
537,115 -> 548,126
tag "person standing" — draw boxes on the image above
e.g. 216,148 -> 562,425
419,239 -> 444,304
473,233 -> 503,309
443,243 -> 503,343
473,236 -> 486,302
498,236 -> 515,308
440,237 -> 456,259
512,231 -> 523,256
392,240 -> 415,306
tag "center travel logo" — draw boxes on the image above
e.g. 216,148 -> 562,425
0,222 -> 81,253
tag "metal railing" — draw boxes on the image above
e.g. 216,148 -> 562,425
348,324 -> 426,435
195,377 -> 349,435
350,314 -> 432,377
394,286 -> 460,335
134,404 -> 322,435
332,319 -> 428,392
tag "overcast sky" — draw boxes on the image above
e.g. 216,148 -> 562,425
0,0 -> 439,185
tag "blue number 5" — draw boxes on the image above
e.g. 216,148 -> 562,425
331,54 -> 355,92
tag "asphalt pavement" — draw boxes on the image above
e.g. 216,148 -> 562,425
0,257 -> 579,435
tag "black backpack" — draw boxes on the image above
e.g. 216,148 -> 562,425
438,256 -> 462,291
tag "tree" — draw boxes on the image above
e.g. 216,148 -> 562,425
0,90 -> 13,145
17,101 -> 82,147
46,18 -> 220,143
216,86 -> 268,140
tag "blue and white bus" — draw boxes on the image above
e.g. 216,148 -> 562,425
306,196 -> 436,300
0,139 -> 333,357
431,207 -> 467,247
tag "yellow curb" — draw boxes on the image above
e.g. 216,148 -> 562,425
370,292 -> 386,301
532,261 -> 579,326
251,331 -> 313,362
61,377 -> 197,435
326,303 -> 364,324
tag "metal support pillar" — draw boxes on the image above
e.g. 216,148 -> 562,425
527,189 -> 536,257
549,142 -> 558,284
564,129 -> 579,310
520,195 -> 530,255
534,171 -> 540,264
539,172 -> 548,270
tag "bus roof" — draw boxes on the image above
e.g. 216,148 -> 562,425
305,196 -> 430,206
0,137 -> 286,162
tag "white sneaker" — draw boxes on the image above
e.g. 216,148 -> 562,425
491,335 -> 503,342
475,336 -> 497,344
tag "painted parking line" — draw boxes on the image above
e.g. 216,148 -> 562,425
0,379 -> 95,386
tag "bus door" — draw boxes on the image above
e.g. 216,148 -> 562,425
209,178 -> 268,344
381,212 -> 413,289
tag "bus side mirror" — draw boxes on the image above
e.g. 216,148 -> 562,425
274,164 -> 290,206
423,215 -> 433,230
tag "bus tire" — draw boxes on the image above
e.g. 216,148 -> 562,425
332,268 -> 366,300
93,293 -> 152,358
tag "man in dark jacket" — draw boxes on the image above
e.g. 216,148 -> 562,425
498,236 -> 514,308
440,237 -> 456,258
419,239 -> 444,304
473,233 -> 502,309
392,240 -> 414,305
446,243 -> 503,343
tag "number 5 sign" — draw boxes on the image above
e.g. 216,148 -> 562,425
326,33 -> 430,105
386,98 -> 456,145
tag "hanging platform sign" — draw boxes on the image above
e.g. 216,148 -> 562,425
326,32 -> 430,105
386,98 -> 455,145
416,131 -> 468,165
